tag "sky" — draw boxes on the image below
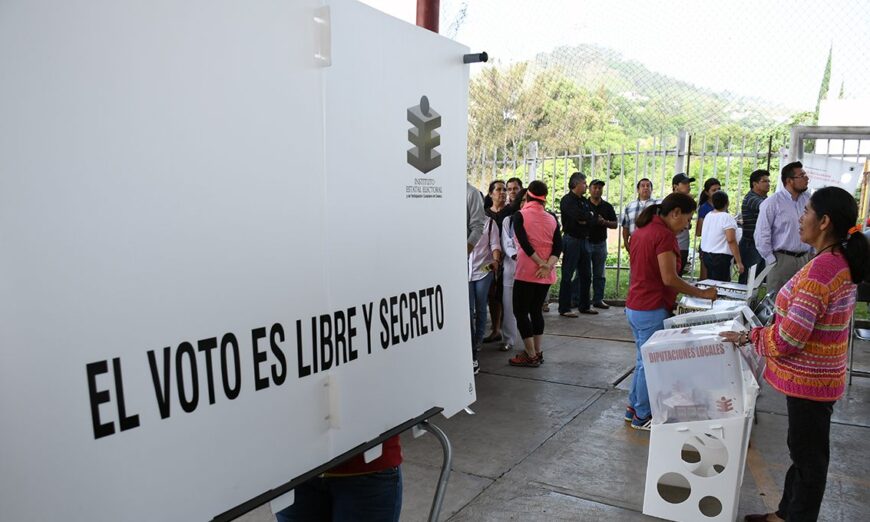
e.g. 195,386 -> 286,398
361,0 -> 870,112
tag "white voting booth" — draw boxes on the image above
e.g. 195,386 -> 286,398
642,308 -> 762,521
0,1 -> 476,520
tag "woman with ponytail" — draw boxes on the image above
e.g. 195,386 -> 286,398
508,181 -> 562,367
723,186 -> 868,522
624,193 -> 718,430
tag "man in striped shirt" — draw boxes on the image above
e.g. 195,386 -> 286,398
621,178 -> 656,255
738,169 -> 770,284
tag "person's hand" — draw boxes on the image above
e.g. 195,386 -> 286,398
535,264 -> 551,279
597,215 -> 606,224
736,262 -> 745,274
720,330 -> 749,347
700,287 -> 718,301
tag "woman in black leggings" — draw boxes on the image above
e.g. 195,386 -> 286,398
508,181 -> 562,367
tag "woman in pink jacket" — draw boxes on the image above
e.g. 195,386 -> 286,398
508,180 -> 562,368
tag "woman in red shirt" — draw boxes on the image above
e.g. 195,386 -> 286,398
624,193 -> 717,430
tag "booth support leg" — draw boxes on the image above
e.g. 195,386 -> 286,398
416,420 -> 452,522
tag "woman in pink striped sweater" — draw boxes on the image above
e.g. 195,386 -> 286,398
722,186 -> 869,522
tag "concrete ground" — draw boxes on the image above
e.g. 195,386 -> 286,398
235,306 -> 870,521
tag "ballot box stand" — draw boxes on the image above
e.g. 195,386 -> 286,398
643,367 -> 759,521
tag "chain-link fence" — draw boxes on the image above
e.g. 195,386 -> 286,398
470,133 -> 869,300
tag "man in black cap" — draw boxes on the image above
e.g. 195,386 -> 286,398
587,179 -> 617,308
671,173 -> 695,275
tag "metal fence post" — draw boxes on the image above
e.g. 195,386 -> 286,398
675,130 -> 689,174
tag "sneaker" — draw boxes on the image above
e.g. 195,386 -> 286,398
537,351 -> 544,364
473,360 -> 480,375
593,301 -> 611,310
624,406 -> 636,423
500,343 -> 512,352
579,308 -> 599,315
630,415 -> 652,431
508,352 -> 541,367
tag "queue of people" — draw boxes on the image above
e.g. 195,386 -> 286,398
467,172 -> 621,373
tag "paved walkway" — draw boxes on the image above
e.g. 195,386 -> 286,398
237,306 -> 870,521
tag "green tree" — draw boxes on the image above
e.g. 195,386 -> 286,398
813,45 -> 832,124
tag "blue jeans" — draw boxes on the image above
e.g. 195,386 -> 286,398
469,272 -> 493,354
625,307 -> 669,420
738,237 -> 765,285
276,467 -> 402,522
588,240 -> 607,304
559,235 -> 591,312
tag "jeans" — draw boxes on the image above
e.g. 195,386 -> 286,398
469,272 -> 493,358
625,307 -> 669,419
502,283 -> 519,348
276,467 -> 402,522
588,240 -> 607,304
738,237 -> 765,285
559,235 -> 591,312
702,252 -> 733,282
776,397 -> 835,522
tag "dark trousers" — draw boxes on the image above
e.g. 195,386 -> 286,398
679,250 -> 689,276
738,237 -> 765,285
702,252 -> 732,282
559,235 -> 591,312
513,280 -> 550,339
276,467 -> 402,522
776,396 -> 835,522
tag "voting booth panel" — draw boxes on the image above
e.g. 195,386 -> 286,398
0,1 -> 473,520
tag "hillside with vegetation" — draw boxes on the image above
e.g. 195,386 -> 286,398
468,44 -> 813,157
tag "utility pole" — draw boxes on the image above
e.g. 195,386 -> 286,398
416,0 -> 439,32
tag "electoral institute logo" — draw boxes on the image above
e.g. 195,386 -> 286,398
405,96 -> 443,199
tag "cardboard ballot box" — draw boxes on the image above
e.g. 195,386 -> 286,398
642,321 -> 748,424
642,314 -> 762,521
664,307 -> 765,383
